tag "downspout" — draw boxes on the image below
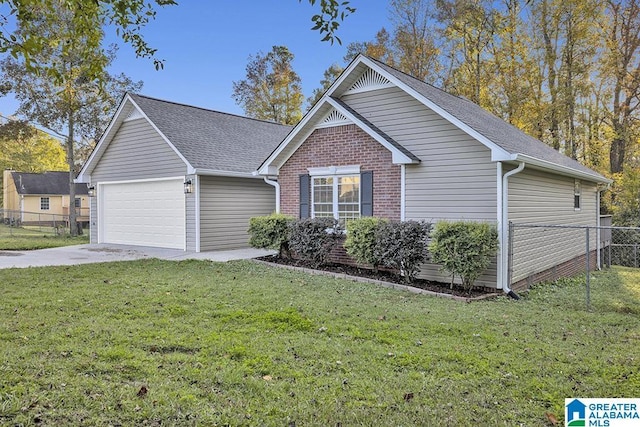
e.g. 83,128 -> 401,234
501,162 -> 525,299
263,177 -> 280,213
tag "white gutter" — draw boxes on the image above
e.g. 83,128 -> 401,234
195,174 -> 201,253
263,177 -> 280,213
194,169 -> 263,179
513,154 -> 611,184
496,162 -> 503,292
501,162 -> 525,296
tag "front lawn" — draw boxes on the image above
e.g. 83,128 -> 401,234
1,260 -> 638,426
0,224 -> 89,250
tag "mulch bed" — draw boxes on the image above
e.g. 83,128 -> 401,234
256,255 -> 494,299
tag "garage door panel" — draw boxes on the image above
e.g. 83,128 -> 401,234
101,179 -> 185,249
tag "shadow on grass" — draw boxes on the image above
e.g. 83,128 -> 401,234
589,266 -> 640,315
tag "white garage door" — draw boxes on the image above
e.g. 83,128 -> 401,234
100,179 -> 185,249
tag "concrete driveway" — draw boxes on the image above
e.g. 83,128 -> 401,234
0,244 -> 274,269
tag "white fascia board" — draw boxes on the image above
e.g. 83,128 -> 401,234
257,56 -> 370,177
76,94 -> 131,182
358,56 -> 512,162
325,97 -> 417,164
513,154 -> 612,184
194,169 -> 264,179
257,99 -> 333,176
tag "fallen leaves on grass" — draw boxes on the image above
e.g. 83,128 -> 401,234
545,412 -> 558,425
137,385 -> 148,398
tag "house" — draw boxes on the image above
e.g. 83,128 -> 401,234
2,170 -> 89,226
75,93 -> 292,251
566,399 -> 586,424
257,54 -> 611,292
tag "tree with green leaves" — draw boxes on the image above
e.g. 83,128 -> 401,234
232,46 -> 304,125
0,2 -> 142,236
0,120 -> 67,207
307,63 -> 344,108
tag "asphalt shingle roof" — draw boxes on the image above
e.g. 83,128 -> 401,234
128,94 -> 293,174
11,171 -> 89,195
370,58 -> 607,181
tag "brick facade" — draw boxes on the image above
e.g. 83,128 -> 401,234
279,124 -> 401,220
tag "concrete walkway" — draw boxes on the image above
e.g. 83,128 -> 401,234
0,243 -> 274,269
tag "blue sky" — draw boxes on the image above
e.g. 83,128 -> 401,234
0,1 -> 392,118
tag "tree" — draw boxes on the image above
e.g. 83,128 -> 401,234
390,0 -> 441,83
601,0 -> 640,174
0,3 -> 142,236
307,63 -> 343,108
0,120 -> 67,172
0,120 -> 67,207
436,0 -> 500,104
0,0 -> 177,79
0,0 -> 354,78
232,46 -> 304,125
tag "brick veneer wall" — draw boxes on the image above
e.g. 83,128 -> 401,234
279,124 -> 401,220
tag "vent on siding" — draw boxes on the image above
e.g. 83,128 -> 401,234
344,69 -> 393,94
124,107 -> 144,121
317,108 -> 351,128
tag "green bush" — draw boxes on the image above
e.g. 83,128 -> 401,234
248,213 -> 294,258
289,217 -> 343,267
377,220 -> 431,284
428,221 -> 498,291
344,217 -> 388,271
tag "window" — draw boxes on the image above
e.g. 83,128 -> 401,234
574,180 -> 581,210
312,175 -> 361,225
40,197 -> 50,210
74,198 -> 81,208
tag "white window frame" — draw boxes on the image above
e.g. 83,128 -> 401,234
40,197 -> 50,211
574,179 -> 581,211
309,165 -> 361,223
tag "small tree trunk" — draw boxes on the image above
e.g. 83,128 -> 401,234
67,111 -> 77,237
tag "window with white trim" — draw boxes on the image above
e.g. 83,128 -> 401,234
574,180 -> 581,210
74,198 -> 81,208
311,174 -> 361,225
309,166 -> 360,225
40,197 -> 50,210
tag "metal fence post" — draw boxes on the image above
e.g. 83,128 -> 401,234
586,227 -> 591,310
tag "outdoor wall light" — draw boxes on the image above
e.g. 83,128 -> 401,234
184,179 -> 193,194
87,185 -> 96,197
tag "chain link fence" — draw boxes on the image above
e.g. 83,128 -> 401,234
1,208 -> 77,236
508,217 -> 640,308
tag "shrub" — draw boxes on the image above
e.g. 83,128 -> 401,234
344,217 -> 388,271
428,221 -> 498,291
377,220 -> 431,283
248,213 -> 294,258
289,217 -> 343,267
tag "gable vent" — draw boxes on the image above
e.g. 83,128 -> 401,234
344,68 -> 393,94
317,108 -> 351,128
124,108 -> 144,122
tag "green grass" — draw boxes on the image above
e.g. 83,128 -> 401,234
1,260 -> 639,426
0,224 -> 89,250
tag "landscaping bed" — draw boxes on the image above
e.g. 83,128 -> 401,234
257,255 -> 493,298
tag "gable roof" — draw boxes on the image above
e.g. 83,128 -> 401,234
259,55 -> 609,184
369,58 -> 608,183
11,171 -> 89,195
78,94 -> 293,181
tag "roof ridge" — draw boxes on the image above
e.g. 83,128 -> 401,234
365,56 -> 473,104
128,92 -> 293,128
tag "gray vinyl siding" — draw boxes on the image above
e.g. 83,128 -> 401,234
186,184 -> 197,251
509,168 -> 598,283
89,118 -> 188,246
90,196 -> 97,243
342,86 -> 497,221
199,176 -> 275,251
91,118 -> 187,182
342,86 -> 498,288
